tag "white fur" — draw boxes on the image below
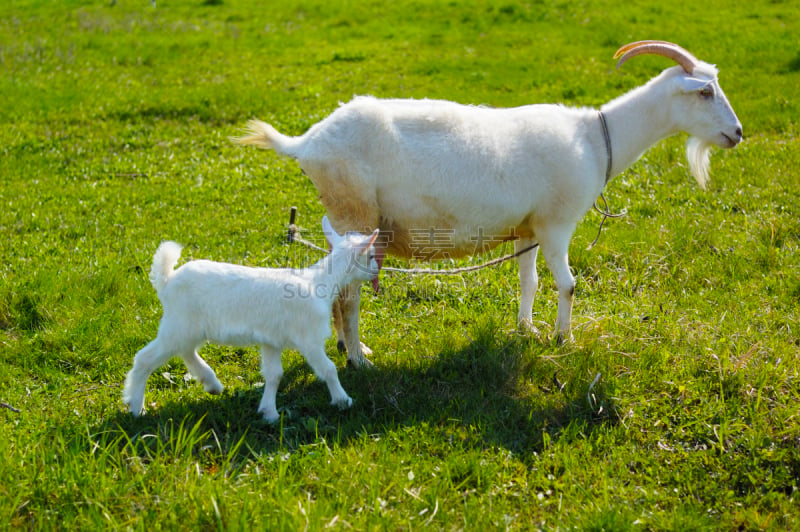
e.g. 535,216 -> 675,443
123,217 -> 379,422
236,46 -> 742,364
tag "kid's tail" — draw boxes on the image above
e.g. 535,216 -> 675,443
149,241 -> 182,294
233,119 -> 303,157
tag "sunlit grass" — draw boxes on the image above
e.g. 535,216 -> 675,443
1,0 -> 798,529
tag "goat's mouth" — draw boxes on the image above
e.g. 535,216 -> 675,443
368,267 -> 382,292
721,130 -> 742,148
371,274 -> 380,293
370,252 -> 384,293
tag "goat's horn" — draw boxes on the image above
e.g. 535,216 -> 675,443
614,41 -> 698,74
613,40 -> 680,58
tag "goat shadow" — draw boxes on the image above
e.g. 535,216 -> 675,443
94,321 -> 618,465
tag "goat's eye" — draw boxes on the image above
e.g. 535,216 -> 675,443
699,86 -> 714,99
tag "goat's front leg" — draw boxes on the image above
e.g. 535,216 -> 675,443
537,225 -> 576,344
515,237 -> 540,332
300,344 -> 353,410
334,281 -> 374,368
258,344 -> 284,423
333,296 -> 347,353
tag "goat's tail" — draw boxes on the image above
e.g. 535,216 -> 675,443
233,120 -> 302,157
149,241 -> 182,294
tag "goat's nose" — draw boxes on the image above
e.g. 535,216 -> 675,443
735,126 -> 743,139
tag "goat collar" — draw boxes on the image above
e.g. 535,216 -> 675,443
598,110 -> 612,183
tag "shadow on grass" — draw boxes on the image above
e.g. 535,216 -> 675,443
92,321 -> 618,464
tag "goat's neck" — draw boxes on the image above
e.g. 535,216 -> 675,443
601,78 -> 679,179
308,252 -> 355,305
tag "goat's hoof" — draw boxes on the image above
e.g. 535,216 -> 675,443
337,341 -> 372,356
555,332 -> 574,345
517,318 -> 541,337
204,381 -> 224,395
123,399 -> 145,417
260,411 -> 280,424
259,405 -> 287,423
332,396 -> 353,410
347,356 -> 374,369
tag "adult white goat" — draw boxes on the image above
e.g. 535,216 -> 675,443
236,41 -> 742,367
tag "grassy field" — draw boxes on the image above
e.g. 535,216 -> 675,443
1,0 -> 798,529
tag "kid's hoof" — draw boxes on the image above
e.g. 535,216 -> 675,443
332,396 -> 353,410
204,381 -> 224,395
123,397 -> 145,417
259,409 -> 280,424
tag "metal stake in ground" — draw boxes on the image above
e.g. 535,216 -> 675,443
287,206 -> 297,244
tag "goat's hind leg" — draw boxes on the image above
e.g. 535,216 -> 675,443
332,297 -> 348,354
335,282 -> 373,368
180,349 -> 223,395
257,344 -> 284,423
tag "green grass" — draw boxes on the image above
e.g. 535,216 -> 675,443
1,0 -> 798,529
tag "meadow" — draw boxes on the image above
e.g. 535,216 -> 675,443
1,0 -> 798,529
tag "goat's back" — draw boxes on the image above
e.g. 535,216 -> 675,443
157,261 -> 329,349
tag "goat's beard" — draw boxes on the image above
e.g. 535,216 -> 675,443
687,137 -> 712,190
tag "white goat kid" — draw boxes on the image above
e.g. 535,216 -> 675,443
236,41 -> 743,366
122,217 -> 380,422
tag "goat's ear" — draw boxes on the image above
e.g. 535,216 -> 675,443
321,216 -> 343,246
358,229 -> 380,254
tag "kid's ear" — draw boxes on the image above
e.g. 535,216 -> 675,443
358,229 -> 380,254
321,216 -> 343,246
